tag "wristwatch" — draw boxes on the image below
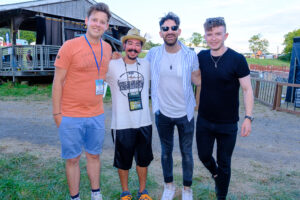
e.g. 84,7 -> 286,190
245,115 -> 254,122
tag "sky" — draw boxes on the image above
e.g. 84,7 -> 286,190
1,0 -> 300,53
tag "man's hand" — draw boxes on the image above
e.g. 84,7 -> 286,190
111,51 -> 122,60
240,119 -> 251,137
53,114 -> 62,128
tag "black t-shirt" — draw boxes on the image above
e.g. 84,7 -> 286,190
197,48 -> 250,123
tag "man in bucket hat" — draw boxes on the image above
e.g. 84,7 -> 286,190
106,28 -> 153,200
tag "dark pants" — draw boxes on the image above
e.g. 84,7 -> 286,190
155,111 -> 194,187
196,116 -> 237,200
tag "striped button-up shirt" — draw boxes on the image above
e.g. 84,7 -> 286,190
146,41 -> 199,121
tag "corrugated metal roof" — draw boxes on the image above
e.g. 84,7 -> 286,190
0,0 -> 134,28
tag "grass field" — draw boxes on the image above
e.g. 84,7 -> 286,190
0,82 -> 112,102
246,58 -> 290,66
0,151 -> 299,200
138,51 -> 290,67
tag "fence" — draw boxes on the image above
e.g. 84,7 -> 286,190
249,64 -> 289,73
0,45 -> 60,72
251,78 -> 300,114
195,79 -> 300,115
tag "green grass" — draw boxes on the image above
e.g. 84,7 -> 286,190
0,153 -> 157,200
1,152 -> 299,199
0,81 -> 112,101
0,82 -> 52,100
246,58 -> 290,67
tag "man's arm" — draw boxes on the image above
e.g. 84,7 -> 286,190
239,75 -> 254,137
52,67 -> 67,127
191,69 -> 201,86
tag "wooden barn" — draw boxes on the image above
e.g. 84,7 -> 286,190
0,0 -> 135,82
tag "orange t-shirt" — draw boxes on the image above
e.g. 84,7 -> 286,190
54,36 -> 112,117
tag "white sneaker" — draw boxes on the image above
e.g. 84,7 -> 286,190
161,183 -> 176,200
182,187 -> 193,200
91,191 -> 103,200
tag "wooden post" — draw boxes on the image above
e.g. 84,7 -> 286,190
255,79 -> 260,98
274,84 -> 283,111
273,84 -> 278,110
10,18 -> 15,83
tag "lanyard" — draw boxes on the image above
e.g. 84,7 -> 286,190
123,59 -> 140,93
84,35 -> 103,75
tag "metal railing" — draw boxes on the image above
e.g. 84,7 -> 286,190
0,45 -> 60,72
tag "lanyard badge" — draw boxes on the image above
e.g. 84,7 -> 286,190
128,91 -> 143,111
84,35 -> 104,96
123,60 -> 143,111
95,79 -> 104,95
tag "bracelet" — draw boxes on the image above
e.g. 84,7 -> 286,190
53,113 -> 61,116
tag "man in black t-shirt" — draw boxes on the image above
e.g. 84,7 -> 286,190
196,17 -> 254,200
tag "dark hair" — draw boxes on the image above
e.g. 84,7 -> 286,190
159,12 -> 180,27
204,17 -> 226,32
87,3 -> 111,22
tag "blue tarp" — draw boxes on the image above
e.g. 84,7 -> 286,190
286,37 -> 300,102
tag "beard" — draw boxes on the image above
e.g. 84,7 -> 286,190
163,34 -> 178,46
127,55 -> 138,60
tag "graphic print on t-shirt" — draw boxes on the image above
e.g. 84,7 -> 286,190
117,71 -> 144,96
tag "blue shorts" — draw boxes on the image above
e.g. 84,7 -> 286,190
59,114 -> 105,159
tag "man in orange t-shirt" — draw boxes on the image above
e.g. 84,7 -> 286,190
52,3 -> 112,200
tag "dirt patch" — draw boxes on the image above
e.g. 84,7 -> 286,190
1,99 -> 299,198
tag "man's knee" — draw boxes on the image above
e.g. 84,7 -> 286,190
217,160 -> 231,174
86,153 -> 100,161
66,156 -> 81,166
198,152 -> 211,164
181,150 -> 193,162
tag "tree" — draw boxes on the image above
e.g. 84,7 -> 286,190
248,34 -> 269,54
20,30 -> 36,44
190,32 -> 203,47
282,29 -> 300,54
178,37 -> 186,45
0,28 -> 10,42
142,40 -> 160,50
0,28 -> 36,44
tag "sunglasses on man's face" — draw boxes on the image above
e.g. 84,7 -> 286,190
161,25 -> 179,32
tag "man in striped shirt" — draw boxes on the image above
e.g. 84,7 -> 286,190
145,12 -> 201,200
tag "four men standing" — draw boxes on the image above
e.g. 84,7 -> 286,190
53,3 -> 253,199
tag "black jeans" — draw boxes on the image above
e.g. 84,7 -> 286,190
155,111 -> 194,187
196,116 -> 237,200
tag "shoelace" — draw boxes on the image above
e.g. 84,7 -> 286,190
120,195 -> 132,200
139,194 -> 152,200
